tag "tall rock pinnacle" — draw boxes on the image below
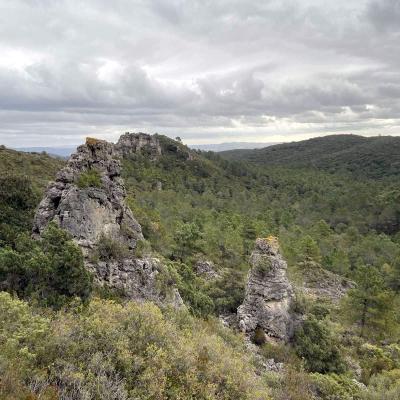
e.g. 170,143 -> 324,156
237,237 -> 294,343
32,135 -> 182,305
33,137 -> 143,249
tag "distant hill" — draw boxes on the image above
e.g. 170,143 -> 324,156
189,142 -> 279,152
14,146 -> 77,158
220,134 -> 400,179
0,145 -> 65,190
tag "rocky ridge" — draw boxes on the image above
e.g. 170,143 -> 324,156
297,260 -> 354,303
237,237 -> 294,343
33,133 -> 182,306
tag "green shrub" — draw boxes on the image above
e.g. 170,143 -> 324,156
310,373 -> 363,400
254,256 -> 272,275
294,316 -> 346,374
0,295 -> 272,400
0,223 -> 93,308
358,343 -> 394,384
363,369 -> 400,400
76,168 -> 102,188
135,238 -> 152,257
261,342 -> 298,364
95,233 -> 129,261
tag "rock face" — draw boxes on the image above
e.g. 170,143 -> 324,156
237,237 -> 294,343
33,138 -> 142,249
33,136 -> 181,305
115,132 -> 162,159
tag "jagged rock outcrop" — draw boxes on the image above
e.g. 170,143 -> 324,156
115,132 -> 162,159
237,237 -> 294,343
33,136 -> 182,306
33,138 -> 142,249
115,132 -> 194,161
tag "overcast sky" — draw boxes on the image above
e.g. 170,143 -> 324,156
1,0 -> 400,146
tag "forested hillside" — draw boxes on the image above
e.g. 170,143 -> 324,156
221,134 -> 400,178
1,134 -> 400,399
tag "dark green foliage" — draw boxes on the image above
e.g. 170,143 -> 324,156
76,168 -> 102,188
206,268 -> 246,313
119,135 -> 400,323
294,317 -> 345,374
0,147 -> 64,247
163,261 -> 215,317
2,137 -> 400,397
0,223 -> 93,307
221,134 -> 400,179
0,174 -> 39,247
341,265 -> 396,340
172,221 -> 203,261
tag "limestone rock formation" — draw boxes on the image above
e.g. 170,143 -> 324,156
115,132 -> 162,159
33,138 -> 142,249
33,136 -> 181,306
237,237 -> 294,343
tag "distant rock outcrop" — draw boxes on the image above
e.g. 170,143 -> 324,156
115,132 -> 162,159
33,136 -> 182,306
237,237 -> 294,343
297,260 -> 354,303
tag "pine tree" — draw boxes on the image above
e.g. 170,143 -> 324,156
342,265 -> 396,340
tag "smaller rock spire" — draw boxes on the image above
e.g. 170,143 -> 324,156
237,237 -> 294,343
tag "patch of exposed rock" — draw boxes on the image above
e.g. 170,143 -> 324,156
298,260 -> 354,303
33,137 -> 182,306
115,132 -> 194,161
194,260 -> 220,280
237,237 -> 294,343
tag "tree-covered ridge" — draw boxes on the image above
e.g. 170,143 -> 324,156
220,134 -> 400,179
0,146 -> 65,189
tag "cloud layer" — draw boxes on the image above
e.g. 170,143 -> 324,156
1,0 -> 400,146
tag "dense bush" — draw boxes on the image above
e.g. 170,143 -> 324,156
310,373 -> 363,400
0,174 -> 39,247
294,317 -> 345,374
0,293 -> 271,400
0,223 -> 93,308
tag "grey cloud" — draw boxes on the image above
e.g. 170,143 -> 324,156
366,0 -> 400,32
0,0 -> 400,146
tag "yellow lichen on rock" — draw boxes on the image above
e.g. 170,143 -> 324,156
86,137 -> 107,146
264,235 -> 280,251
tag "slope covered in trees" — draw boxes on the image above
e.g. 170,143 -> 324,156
1,135 -> 400,399
220,134 -> 400,178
